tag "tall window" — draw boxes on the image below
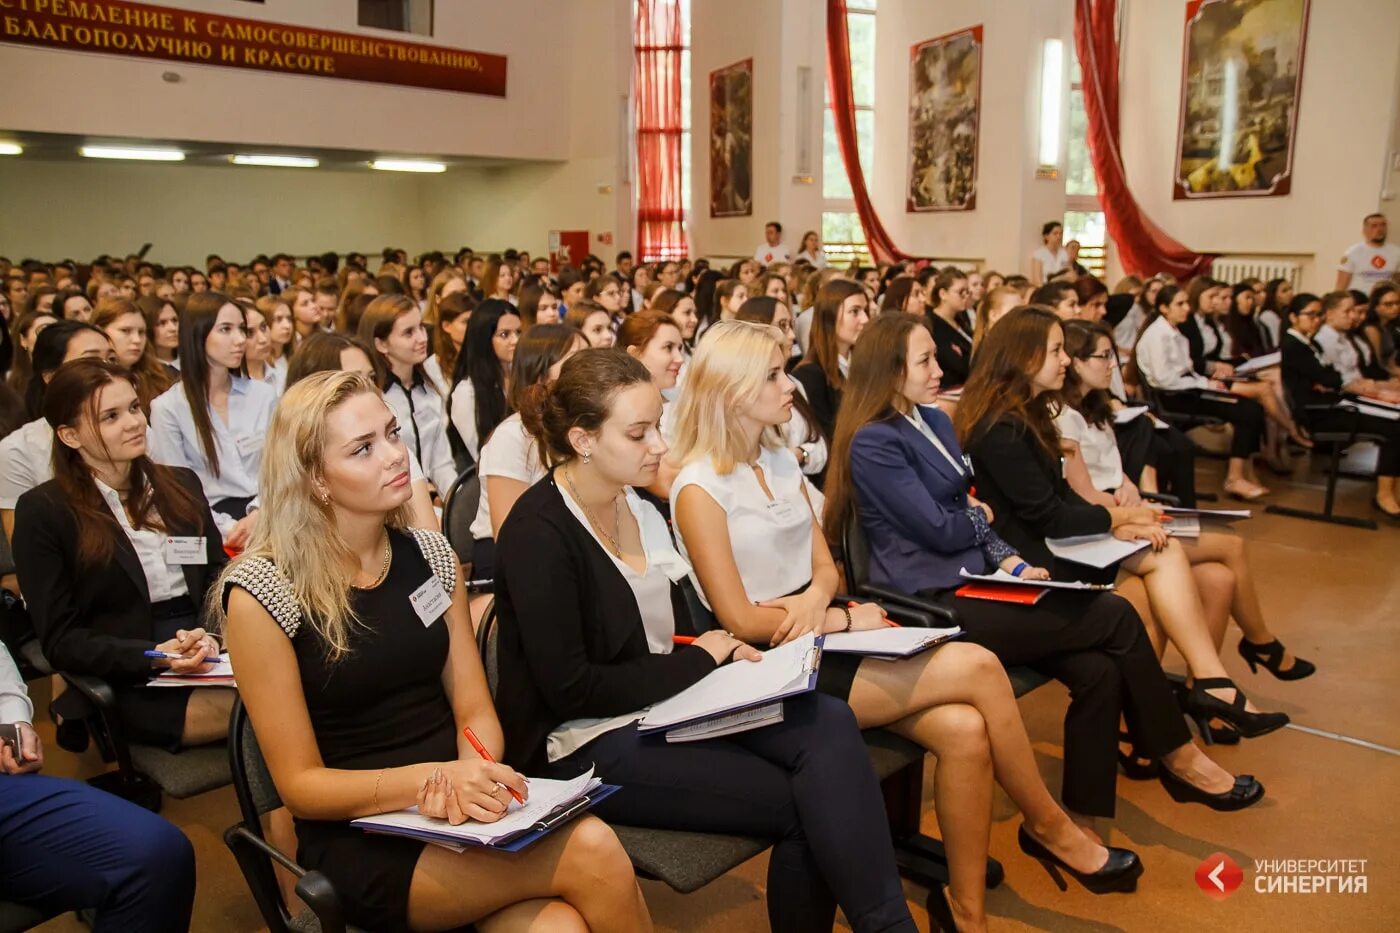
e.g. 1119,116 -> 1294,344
822,0 -> 875,268
358,0 -> 433,36
1066,54 -> 1107,279
634,0 -> 690,261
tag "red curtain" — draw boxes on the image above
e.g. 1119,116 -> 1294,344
826,0 -> 910,265
1074,0 -> 1214,279
634,0 -> 689,262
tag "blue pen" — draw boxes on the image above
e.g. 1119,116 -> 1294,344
144,650 -> 215,660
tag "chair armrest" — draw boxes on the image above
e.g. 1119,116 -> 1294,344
832,592 -> 938,628
1141,491 -> 1181,506
226,824 -> 306,878
60,671 -> 117,709
295,871 -> 347,933
849,584 -> 959,626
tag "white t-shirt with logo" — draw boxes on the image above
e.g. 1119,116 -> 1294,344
1338,242 -> 1400,292
754,242 -> 791,266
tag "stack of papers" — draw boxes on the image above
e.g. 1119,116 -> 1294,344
352,767 -> 617,851
666,702 -> 784,742
1164,515 -> 1201,538
1234,352 -> 1281,376
1046,534 -> 1149,568
1114,406 -> 1151,424
1161,507 -> 1251,520
147,655 -> 236,687
638,634 -> 821,736
823,626 -> 962,659
958,568 -> 1114,591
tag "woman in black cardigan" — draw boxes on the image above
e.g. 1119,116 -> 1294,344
1281,293 -> 1400,519
791,278 -> 870,437
494,349 -> 916,933
14,359 -> 230,749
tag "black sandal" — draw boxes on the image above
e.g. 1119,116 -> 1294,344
1237,638 -> 1315,681
1186,677 -> 1289,743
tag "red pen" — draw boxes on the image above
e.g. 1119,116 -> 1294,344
672,635 -> 697,645
848,601 -> 900,628
462,726 -> 524,805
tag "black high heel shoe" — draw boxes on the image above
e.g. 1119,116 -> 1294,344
926,883 -> 958,932
1169,679 -> 1242,745
1159,767 -> 1264,811
1237,638 -> 1316,681
1117,730 -> 1157,780
1185,678 -> 1288,743
1016,825 -> 1143,894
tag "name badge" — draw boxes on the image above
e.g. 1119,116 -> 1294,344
766,498 -> 801,524
409,575 -> 451,627
235,434 -> 264,457
164,536 -> 207,565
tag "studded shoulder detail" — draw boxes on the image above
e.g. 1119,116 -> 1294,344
225,557 -> 304,638
408,528 -> 458,595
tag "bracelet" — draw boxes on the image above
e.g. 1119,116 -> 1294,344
372,768 -> 386,814
840,605 -> 853,632
1010,561 -> 1028,577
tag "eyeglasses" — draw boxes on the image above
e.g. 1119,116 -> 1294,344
1083,350 -> 1116,362
1295,310 -> 1323,319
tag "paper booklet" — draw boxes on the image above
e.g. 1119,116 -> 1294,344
1234,351 -> 1281,376
1045,534 -> 1149,569
666,701 -> 784,743
958,568 -> 1114,591
1161,506 -> 1251,520
637,633 -> 822,735
1342,399 -> 1400,421
823,626 -> 963,659
147,654 -> 236,687
1164,515 -> 1201,538
1113,406 -> 1151,424
352,767 -> 619,852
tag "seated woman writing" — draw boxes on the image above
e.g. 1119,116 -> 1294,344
219,371 -> 647,932
15,359 -> 231,750
671,321 -> 1143,932
493,349 -> 918,933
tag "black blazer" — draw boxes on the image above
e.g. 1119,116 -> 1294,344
14,467 -> 227,683
927,312 -> 973,388
791,361 -> 843,439
1178,313 -> 1208,373
493,474 -> 717,773
1280,332 -> 1343,419
965,417 -> 1111,567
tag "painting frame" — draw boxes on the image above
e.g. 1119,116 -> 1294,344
709,58 -> 753,219
906,25 -> 983,213
1173,0 -> 1311,201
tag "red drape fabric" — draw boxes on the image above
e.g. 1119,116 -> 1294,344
825,0 -> 910,265
634,0 -> 689,262
1074,0 -> 1215,279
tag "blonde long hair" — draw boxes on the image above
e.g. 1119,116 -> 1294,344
213,371 -> 411,659
668,320 -> 785,475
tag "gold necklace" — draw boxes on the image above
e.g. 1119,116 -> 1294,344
564,467 -> 623,559
356,532 -> 393,589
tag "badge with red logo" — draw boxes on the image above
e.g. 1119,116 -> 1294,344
1196,852 -> 1244,899
1372,254 -> 1387,270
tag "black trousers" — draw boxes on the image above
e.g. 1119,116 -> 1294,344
918,588 -> 1192,818
1158,391 -> 1265,459
562,694 -> 915,933
1307,406 -> 1400,476
1114,417 -> 1198,506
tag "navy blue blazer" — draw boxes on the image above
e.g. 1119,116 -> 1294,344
850,405 -> 991,593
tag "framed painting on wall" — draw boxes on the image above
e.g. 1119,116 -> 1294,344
709,58 -> 753,218
907,25 -> 983,213
1174,0 -> 1310,200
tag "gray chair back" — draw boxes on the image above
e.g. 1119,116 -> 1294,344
441,465 -> 480,564
476,600 -> 499,697
842,512 -> 874,589
229,699 -> 283,821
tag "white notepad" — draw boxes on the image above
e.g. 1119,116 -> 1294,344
958,568 -> 1114,591
665,702 -> 785,743
147,654 -> 236,687
1046,534 -> 1149,568
638,634 -> 821,734
823,626 -> 962,659
1161,507 -> 1251,520
1113,406 -> 1150,424
1234,351 -> 1281,376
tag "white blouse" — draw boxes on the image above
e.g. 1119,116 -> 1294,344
468,414 -> 545,540
0,418 -> 54,510
1054,405 -> 1124,492
1315,325 -> 1362,386
1135,316 -> 1210,391
546,486 -> 691,763
448,378 -> 481,459
148,377 -> 279,537
384,372 -> 457,494
672,445 -> 815,609
94,479 -> 189,603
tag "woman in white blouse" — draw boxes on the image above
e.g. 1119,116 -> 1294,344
670,321 -> 1134,930
468,324 -> 586,577
1030,221 -> 1070,285
149,292 -> 277,547
1058,320 -> 1315,682
448,299 -> 521,462
240,303 -> 285,394
1133,285 -> 1270,500
358,294 -> 458,495
734,296 -> 829,486
795,230 -> 827,268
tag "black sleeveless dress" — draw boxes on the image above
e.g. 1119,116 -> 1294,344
225,528 -> 459,932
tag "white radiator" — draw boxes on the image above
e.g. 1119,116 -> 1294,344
1210,257 -> 1302,289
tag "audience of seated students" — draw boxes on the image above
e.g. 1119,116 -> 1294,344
733,297 -> 829,485
715,277 -> 749,324
479,255 -> 517,304
879,275 -> 925,319
252,294 -> 294,378
448,299 -> 521,463
138,295 -> 183,375
1225,281 -> 1275,360
1346,289 -> 1391,381
427,291 -> 472,396
1281,293 -> 1400,519
1135,284 -> 1273,500
584,273 -> 628,327
0,641 -> 197,931
491,348 -> 918,933
793,278 -> 870,437
926,268 -> 976,386
650,287 -> 701,374
971,286 -> 1021,355
954,308 -> 1289,747
219,370 -> 647,931
822,311 -> 1261,821
517,278 -> 560,331
670,321 -> 1143,928
1364,282 -> 1400,375
1258,277 -> 1293,348
359,294 -> 458,495
1057,320 -> 1316,680
1,321 -> 116,544
92,297 -> 177,410
149,292 -> 276,547
423,267 -> 467,326
1314,290 -> 1400,402
17,358 -> 233,749
7,309 -> 59,395
282,285 -> 321,347
238,300 -> 285,394
1112,276 -> 1160,354
563,300 -> 616,349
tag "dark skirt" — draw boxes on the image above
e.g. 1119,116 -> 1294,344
113,600 -> 200,751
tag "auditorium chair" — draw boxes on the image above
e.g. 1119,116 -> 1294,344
441,464 -> 480,568
1266,397 -> 1384,530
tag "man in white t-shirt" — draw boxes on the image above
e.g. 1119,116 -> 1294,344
1336,213 -> 1400,293
1030,220 -> 1070,284
753,221 -> 791,266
